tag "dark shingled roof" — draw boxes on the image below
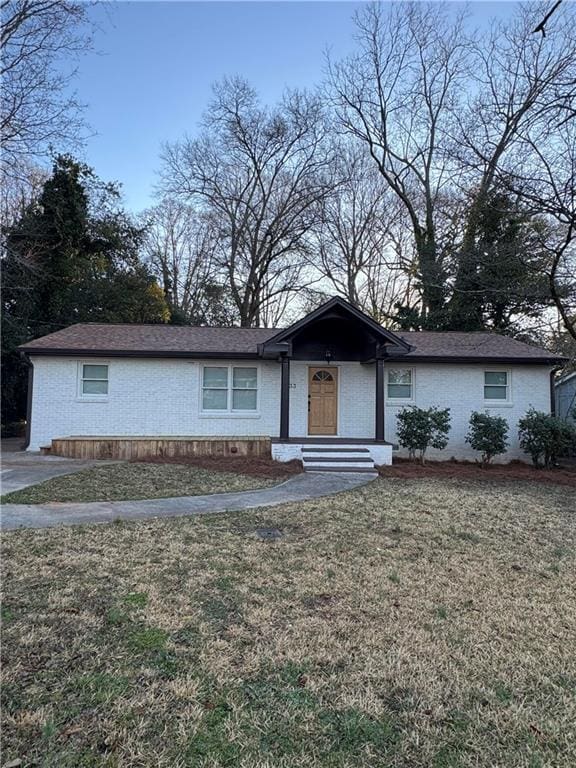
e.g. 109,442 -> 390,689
20,324 -> 275,355
395,331 -> 563,362
20,323 -> 565,364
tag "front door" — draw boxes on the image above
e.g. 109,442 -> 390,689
308,367 -> 338,435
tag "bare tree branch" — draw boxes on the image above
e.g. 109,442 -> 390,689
160,78 -> 335,327
0,0 -> 96,179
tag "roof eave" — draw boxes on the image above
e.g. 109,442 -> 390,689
21,347 -> 262,360
388,354 -> 569,365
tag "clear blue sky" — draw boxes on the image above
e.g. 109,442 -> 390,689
73,1 -> 518,213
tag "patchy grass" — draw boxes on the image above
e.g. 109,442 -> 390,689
1,477 -> 575,767
1,461 -> 279,504
138,455 -> 303,479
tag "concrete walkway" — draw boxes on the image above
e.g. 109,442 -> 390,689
1,471 -> 376,531
1,451 -> 110,494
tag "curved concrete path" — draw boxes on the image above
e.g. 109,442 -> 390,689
1,451 -> 112,494
0,472 -> 376,531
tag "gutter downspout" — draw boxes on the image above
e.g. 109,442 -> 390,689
550,366 -> 565,417
21,353 -> 34,450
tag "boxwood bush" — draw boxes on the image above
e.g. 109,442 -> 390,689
396,406 -> 451,464
465,412 -> 509,467
518,408 -> 576,468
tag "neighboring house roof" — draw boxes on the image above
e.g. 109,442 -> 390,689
555,370 -> 576,387
20,323 -> 567,364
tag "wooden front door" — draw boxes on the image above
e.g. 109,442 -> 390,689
308,367 -> 338,435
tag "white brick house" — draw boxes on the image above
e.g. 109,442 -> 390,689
21,297 -> 566,468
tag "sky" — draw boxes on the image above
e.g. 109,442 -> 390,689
71,1 -> 520,214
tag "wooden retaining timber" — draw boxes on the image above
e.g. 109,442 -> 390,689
50,436 -> 272,461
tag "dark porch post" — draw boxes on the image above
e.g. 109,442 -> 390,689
375,358 -> 385,442
280,356 -> 290,440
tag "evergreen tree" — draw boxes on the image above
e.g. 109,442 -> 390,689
1,156 -> 169,426
447,192 -> 551,333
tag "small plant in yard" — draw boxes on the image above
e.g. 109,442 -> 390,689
396,406 -> 451,464
518,408 -> 576,468
465,411 -> 509,467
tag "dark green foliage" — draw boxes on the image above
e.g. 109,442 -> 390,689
1,155 -> 170,425
465,412 -> 509,467
518,408 -> 576,468
396,406 -> 451,463
447,192 -> 552,332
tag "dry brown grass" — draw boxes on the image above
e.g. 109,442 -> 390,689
136,455 -> 303,478
1,477 -> 575,767
1,461 -> 278,504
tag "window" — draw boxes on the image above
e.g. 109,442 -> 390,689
202,366 -> 258,412
312,370 -> 334,382
202,367 -> 228,410
386,368 -> 413,400
484,371 -> 509,401
80,364 -> 108,396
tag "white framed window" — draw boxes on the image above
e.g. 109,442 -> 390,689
202,365 -> 258,413
484,370 -> 510,402
79,363 -> 109,398
386,368 -> 414,401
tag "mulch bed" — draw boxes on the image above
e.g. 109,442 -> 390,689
135,455 -> 303,479
380,458 -> 576,487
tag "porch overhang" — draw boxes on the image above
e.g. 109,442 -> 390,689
259,296 -> 412,361
260,298 -> 409,443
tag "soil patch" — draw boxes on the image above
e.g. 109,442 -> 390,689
136,455 -> 303,479
380,458 -> 576,487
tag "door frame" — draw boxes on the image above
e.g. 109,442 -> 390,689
306,365 -> 340,437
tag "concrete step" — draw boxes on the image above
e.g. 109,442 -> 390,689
302,453 -> 374,462
303,459 -> 376,472
302,446 -> 371,453
302,448 -> 370,458
303,456 -> 374,464
301,444 -> 377,473
305,465 -> 378,474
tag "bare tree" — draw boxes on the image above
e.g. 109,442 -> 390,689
329,2 -> 470,327
0,157 -> 48,228
160,77 -> 334,327
141,199 -> 232,324
1,0 -> 94,179
506,119 -> 576,342
449,0 -> 576,328
330,1 -> 576,333
309,143 -> 415,322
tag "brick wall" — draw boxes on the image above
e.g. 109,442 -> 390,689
385,363 -> 552,461
28,356 -> 552,461
28,357 -> 280,450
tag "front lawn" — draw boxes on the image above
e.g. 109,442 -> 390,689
2,477 -> 575,767
1,461 -> 280,504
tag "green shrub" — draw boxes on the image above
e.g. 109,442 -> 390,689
465,412 -> 509,467
396,406 -> 451,464
518,408 -> 576,468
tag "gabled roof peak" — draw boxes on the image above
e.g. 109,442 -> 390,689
262,296 -> 412,352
